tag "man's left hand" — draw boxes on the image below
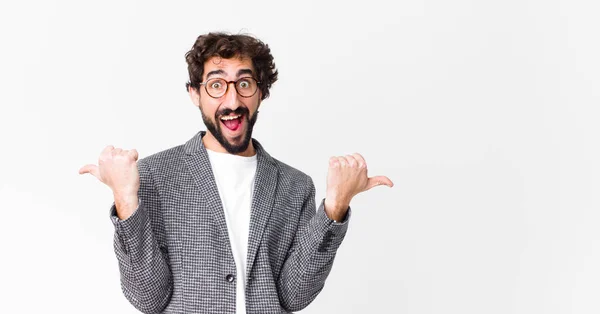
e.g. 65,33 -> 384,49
324,153 -> 393,221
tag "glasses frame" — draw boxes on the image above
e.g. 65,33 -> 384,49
198,77 -> 261,99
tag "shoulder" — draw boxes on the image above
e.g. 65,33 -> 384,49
139,144 -> 185,166
255,138 -> 315,191
137,144 -> 187,179
271,156 -> 315,192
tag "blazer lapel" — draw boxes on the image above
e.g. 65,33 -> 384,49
245,139 -> 278,282
182,131 -> 279,285
183,131 -> 232,252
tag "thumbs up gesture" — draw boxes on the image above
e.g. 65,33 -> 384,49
324,153 -> 393,221
79,145 -> 140,220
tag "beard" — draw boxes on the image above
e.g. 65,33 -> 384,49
200,105 -> 259,155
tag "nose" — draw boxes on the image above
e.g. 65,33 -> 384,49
222,81 -> 242,110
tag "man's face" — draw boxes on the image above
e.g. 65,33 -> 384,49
190,56 -> 261,154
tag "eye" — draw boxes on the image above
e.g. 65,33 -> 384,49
210,81 -> 223,89
238,79 -> 251,89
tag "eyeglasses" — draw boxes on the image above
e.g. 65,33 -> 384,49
198,77 -> 260,98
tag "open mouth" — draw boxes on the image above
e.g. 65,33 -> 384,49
220,114 -> 244,132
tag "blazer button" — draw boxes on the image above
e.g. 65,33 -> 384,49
226,274 -> 235,282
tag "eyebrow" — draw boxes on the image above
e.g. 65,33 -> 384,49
205,69 -> 225,80
205,68 -> 254,80
236,69 -> 254,77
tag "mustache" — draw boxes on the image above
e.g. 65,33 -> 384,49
216,107 -> 250,118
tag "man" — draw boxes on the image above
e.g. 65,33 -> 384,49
80,32 -> 393,314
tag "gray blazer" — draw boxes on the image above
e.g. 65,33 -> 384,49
110,131 -> 350,314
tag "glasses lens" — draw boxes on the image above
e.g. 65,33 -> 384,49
206,78 -> 227,98
236,78 -> 258,97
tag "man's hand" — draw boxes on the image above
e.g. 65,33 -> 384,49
79,145 -> 140,220
324,153 -> 393,221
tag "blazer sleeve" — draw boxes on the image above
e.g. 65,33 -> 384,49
110,160 -> 173,314
276,175 -> 351,312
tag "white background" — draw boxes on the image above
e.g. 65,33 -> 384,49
0,0 -> 599,313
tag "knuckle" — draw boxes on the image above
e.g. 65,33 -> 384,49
115,154 -> 128,161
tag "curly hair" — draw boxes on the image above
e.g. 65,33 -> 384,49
185,32 -> 278,100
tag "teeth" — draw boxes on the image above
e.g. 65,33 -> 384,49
220,115 -> 241,121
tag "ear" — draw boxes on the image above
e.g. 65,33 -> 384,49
188,86 -> 200,108
257,93 -> 262,110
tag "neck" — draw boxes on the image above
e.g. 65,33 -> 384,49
202,131 -> 256,157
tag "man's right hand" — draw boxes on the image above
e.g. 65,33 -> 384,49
79,145 -> 140,220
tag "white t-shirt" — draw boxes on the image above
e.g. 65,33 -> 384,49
206,148 -> 257,314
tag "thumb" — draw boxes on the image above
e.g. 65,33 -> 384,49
364,175 -> 394,191
79,164 -> 100,179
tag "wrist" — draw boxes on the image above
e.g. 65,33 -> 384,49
324,198 -> 349,222
113,192 -> 138,220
